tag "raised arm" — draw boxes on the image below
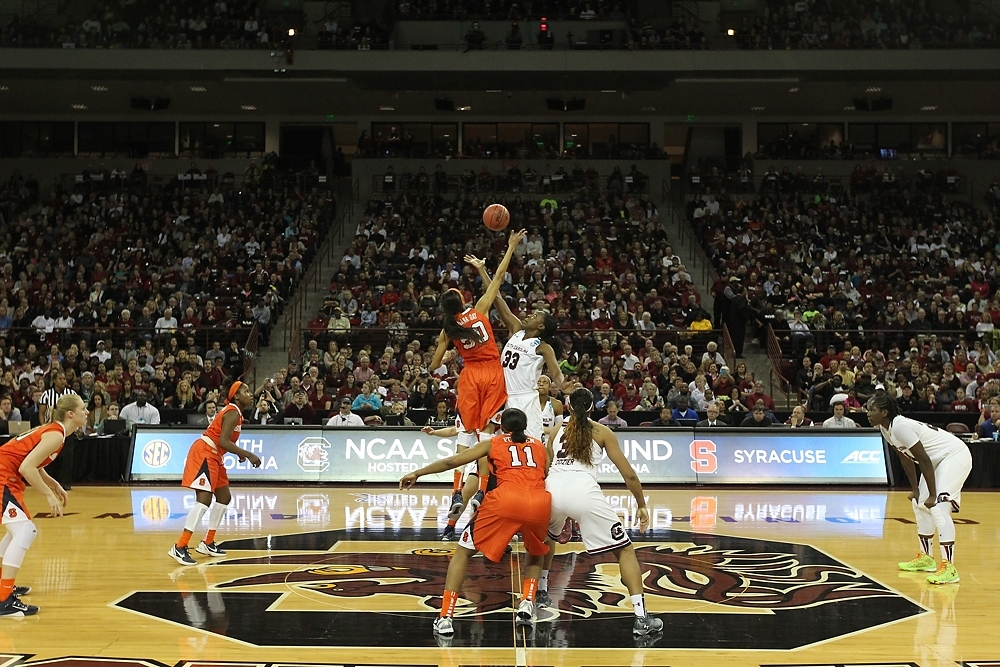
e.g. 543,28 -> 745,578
474,229 -> 526,316
429,329 -> 451,372
538,343 -> 564,388
399,438 -> 492,488
465,254 -> 521,333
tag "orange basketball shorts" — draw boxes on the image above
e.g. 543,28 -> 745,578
458,485 -> 550,562
181,438 -> 229,492
456,363 -> 507,433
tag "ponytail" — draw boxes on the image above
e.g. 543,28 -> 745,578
538,311 -> 565,359
440,289 -> 484,344
563,387 -> 596,466
501,408 -> 528,443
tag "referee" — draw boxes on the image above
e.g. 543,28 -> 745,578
40,371 -> 79,489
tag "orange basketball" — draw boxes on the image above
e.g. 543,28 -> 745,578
483,204 -> 510,231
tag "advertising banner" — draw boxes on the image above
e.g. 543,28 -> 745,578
131,426 -> 889,485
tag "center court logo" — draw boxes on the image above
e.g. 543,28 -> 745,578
141,440 -> 171,468
297,437 -> 332,473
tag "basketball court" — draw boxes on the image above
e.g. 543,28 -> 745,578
5,486 -> 997,667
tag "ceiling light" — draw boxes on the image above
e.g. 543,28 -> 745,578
601,89 -> 617,93
727,28 -> 735,36
91,85 -> 108,92
457,106 -> 472,111
865,86 -> 882,93
486,89 -> 502,93
641,106 -> 656,111
241,105 -> 257,111
750,106 -> 765,111
190,86 -> 208,92
287,28 -> 296,36
676,77 -> 798,83
379,105 -> 395,111
921,105 -> 938,111
71,104 -> 87,110
788,87 -> 799,92
0,85 -> 8,91
844,106 -> 856,111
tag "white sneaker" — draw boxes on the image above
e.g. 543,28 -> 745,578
516,598 -> 534,626
432,616 -> 454,636
196,541 -> 227,557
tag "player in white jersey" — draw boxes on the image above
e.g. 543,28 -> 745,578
536,387 -> 662,637
538,375 -> 564,439
464,254 -> 564,442
867,394 -> 972,584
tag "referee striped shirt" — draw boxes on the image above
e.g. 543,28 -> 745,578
41,387 -> 78,423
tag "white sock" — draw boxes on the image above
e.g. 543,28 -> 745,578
631,593 -> 646,618
206,502 -> 228,533
183,502 -> 210,534
539,570 -> 549,592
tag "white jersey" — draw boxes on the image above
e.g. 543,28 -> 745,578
548,424 -> 603,478
881,416 -> 968,467
541,399 -> 556,429
502,330 -> 546,395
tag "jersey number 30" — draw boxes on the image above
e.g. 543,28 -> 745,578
508,444 -> 538,468
460,322 -> 490,350
501,350 -> 521,369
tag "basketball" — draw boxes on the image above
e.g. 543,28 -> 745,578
483,204 -> 510,231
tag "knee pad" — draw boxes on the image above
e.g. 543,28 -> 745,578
461,460 -> 479,483
2,521 -> 37,569
930,502 -> 956,543
457,430 -> 479,448
911,498 -> 936,535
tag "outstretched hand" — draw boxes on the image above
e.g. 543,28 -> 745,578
464,255 -> 486,271
508,228 -> 527,249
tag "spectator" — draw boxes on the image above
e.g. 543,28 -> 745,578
246,393 -> 282,425
195,399 -> 220,427
650,407 -> 679,427
284,389 -> 317,424
785,404 -> 814,428
328,397 -> 365,426
99,404 -> 122,435
352,382 -> 383,412
744,381 -> 776,412
697,402 -> 727,427
119,391 -> 161,428
976,397 -> 1000,439
822,401 -> 858,428
426,400 -> 454,429
740,404 -> 772,427
671,395 -> 699,421
598,400 -> 628,428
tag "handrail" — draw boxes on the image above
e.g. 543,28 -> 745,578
242,323 -> 260,389
720,323 -> 736,370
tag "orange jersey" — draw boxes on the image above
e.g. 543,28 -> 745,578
488,432 -> 547,490
0,422 -> 67,472
453,308 -> 500,365
202,404 -> 244,452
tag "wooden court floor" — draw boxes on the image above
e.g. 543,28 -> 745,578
2,486 -> 998,667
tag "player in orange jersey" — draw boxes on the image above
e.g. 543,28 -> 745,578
400,408 -> 551,637
0,394 -> 88,617
168,381 -> 260,566
431,228 -> 526,540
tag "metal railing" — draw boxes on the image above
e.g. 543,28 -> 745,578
371,171 -> 651,195
660,178 -> 711,287
242,323 -> 260,389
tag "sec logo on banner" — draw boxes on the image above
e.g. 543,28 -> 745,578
142,440 -> 172,468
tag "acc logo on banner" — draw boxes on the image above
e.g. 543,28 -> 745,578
842,450 -> 881,463
297,437 -> 332,473
141,440 -> 172,468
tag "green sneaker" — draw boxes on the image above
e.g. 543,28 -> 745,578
927,562 -> 960,585
898,552 -> 937,572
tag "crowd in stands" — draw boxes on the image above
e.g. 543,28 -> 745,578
0,0 -> 300,49
689,156 -> 1000,427
372,163 -> 653,195
316,18 -> 393,50
737,0 -> 1000,50
0,165 -> 335,433
385,0 -> 632,21
631,16 -> 707,50
261,176 -> 742,426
